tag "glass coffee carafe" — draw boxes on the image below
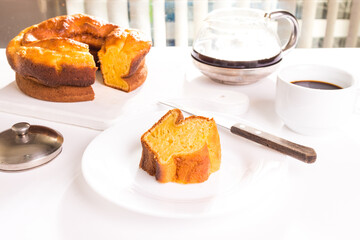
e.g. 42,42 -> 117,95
191,8 -> 299,85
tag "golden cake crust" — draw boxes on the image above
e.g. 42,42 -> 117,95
6,14 -> 107,87
12,55 -> 97,87
21,14 -> 117,50
16,73 -> 94,102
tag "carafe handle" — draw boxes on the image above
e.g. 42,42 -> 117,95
265,10 -> 299,54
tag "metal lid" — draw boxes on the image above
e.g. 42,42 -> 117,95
0,122 -> 63,171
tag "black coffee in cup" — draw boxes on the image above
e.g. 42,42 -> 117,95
291,80 -> 342,90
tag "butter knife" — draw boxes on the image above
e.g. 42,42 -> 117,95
159,101 -> 317,164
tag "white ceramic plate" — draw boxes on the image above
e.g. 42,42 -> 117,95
81,110 -> 288,218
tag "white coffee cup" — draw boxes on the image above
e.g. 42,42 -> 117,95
275,64 -> 358,135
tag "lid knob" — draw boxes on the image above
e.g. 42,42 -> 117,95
11,122 -> 30,136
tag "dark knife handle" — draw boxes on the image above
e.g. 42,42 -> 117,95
230,123 -> 317,163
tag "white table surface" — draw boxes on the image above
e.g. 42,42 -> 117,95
1,47 -> 360,240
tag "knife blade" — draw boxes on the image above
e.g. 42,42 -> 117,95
159,101 -> 317,164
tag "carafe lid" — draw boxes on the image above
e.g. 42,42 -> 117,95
0,122 -> 63,171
